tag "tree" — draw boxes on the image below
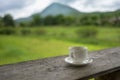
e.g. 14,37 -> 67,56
32,14 -> 42,26
64,16 -> 75,25
19,22 -> 26,27
43,15 -> 54,25
80,16 -> 91,25
90,15 -> 100,25
53,15 -> 65,25
3,14 -> 15,27
0,16 -> 3,27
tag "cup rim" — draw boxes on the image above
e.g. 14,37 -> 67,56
69,46 -> 88,50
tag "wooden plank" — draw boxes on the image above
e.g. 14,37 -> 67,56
0,47 -> 120,80
96,70 -> 120,80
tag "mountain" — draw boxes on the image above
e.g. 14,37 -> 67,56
16,3 -> 80,22
40,3 -> 80,17
16,17 -> 32,23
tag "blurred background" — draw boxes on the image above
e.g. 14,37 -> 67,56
0,0 -> 120,65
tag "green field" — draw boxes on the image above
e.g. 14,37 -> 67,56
0,26 -> 120,65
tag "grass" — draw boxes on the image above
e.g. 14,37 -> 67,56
0,26 -> 120,65
0,35 -> 107,65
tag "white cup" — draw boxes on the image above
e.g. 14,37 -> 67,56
69,46 -> 88,62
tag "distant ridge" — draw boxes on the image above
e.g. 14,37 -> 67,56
40,2 -> 80,17
16,2 -> 80,22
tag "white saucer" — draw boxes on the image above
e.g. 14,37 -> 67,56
64,57 -> 93,66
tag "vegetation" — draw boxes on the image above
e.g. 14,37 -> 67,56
0,10 -> 120,27
2,14 -> 15,27
76,27 -> 98,38
18,10 -> 120,27
0,26 -> 120,65
0,10 -> 120,65
20,28 -> 31,35
31,14 -> 42,26
0,28 -> 16,35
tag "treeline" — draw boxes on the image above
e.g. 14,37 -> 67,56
0,10 -> 120,27
20,10 -> 120,27
19,14 -> 75,26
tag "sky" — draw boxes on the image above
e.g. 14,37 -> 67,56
0,0 -> 120,19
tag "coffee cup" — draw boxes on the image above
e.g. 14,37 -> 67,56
69,46 -> 88,62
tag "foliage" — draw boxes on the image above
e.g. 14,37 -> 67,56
0,10 -> 120,27
2,14 -> 15,27
31,14 -> 42,26
76,27 -> 98,38
59,32 -> 66,37
0,35 -> 108,65
18,10 -> 120,27
43,15 -> 54,25
53,15 -> 65,25
20,29 -> 31,35
19,22 -> 26,27
0,28 -> 16,35
35,29 -> 47,35
0,17 -> 3,27
0,26 -> 120,65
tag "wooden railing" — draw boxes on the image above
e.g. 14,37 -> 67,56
0,47 -> 120,80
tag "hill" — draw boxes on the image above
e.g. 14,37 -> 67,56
16,3 -> 80,22
40,3 -> 80,17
